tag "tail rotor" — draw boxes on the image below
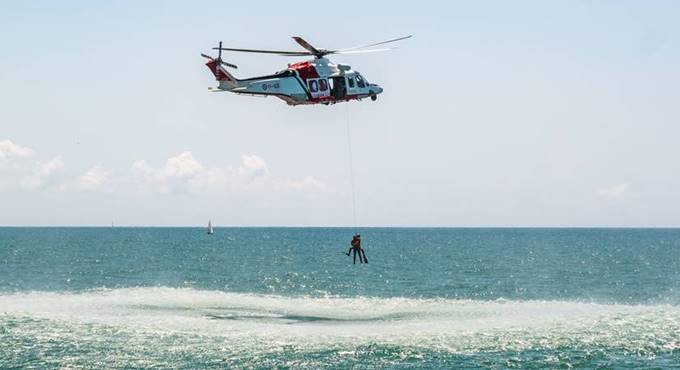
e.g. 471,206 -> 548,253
201,41 -> 238,69
201,41 -> 239,84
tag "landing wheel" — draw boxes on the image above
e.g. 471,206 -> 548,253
370,93 -> 377,101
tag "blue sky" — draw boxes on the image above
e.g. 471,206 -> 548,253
1,1 -> 679,226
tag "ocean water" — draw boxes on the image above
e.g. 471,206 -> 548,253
1,228 -> 680,368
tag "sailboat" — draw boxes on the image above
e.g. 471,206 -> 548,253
207,220 -> 214,235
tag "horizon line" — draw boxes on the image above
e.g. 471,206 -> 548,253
2,225 -> 680,229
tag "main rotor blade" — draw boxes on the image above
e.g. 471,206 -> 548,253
338,35 -> 412,52
200,53 -> 213,59
212,46 -> 311,56
292,36 -> 322,55
332,48 -> 396,55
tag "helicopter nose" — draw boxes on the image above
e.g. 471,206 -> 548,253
370,84 -> 383,95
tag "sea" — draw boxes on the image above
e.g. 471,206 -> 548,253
1,227 -> 680,368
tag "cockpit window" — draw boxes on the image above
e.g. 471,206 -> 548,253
356,74 -> 366,88
347,76 -> 355,88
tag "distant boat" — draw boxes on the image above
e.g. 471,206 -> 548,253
207,220 -> 214,235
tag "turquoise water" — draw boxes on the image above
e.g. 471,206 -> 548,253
1,228 -> 680,368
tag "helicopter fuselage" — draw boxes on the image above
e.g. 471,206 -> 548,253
205,58 -> 383,106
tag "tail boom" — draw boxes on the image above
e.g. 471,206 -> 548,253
205,59 -> 238,87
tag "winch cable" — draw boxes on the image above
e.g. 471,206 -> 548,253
344,104 -> 358,235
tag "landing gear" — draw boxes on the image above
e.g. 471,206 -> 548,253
370,93 -> 377,101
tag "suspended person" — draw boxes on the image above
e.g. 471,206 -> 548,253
345,235 -> 362,264
346,234 -> 368,264
355,235 -> 368,263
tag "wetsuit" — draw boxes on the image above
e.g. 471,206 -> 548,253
357,239 -> 368,263
347,237 -> 367,264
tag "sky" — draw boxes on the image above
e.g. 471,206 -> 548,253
1,1 -> 679,227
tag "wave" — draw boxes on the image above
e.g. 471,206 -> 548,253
1,287 -> 678,342
2,287 -> 680,368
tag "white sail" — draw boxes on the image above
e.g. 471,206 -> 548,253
207,220 -> 214,234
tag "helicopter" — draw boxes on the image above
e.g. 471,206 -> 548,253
201,35 -> 412,106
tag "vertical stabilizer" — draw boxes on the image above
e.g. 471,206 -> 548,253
202,41 -> 239,89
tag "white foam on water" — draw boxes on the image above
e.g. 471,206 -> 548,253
1,287 -> 678,353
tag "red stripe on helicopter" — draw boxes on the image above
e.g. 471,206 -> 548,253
205,60 -> 232,82
289,61 -> 319,82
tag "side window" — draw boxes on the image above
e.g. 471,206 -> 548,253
309,80 -> 318,92
319,79 -> 328,91
356,75 -> 366,88
347,76 -> 355,88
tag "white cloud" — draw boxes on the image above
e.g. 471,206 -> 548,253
21,156 -> 65,189
131,160 -> 153,174
0,141 -> 327,200
286,176 -> 327,191
165,151 -> 204,177
598,183 -> 629,199
76,165 -> 109,191
133,152 -> 203,181
190,167 -> 232,188
0,140 -> 34,160
238,155 -> 268,179
0,140 -> 61,190
132,152 -> 215,193
130,152 -> 325,197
